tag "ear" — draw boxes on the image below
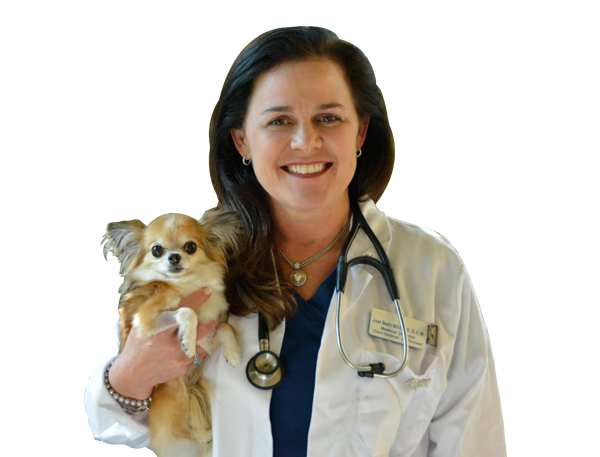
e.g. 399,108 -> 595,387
102,219 -> 146,274
230,128 -> 250,159
199,209 -> 243,259
356,116 -> 370,150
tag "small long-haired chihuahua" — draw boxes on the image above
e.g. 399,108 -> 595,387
102,209 -> 242,457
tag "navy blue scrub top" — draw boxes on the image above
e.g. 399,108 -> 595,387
270,269 -> 337,457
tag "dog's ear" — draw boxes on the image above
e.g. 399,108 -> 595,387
102,219 -> 146,274
199,209 -> 243,258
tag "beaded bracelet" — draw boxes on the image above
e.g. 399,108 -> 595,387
104,361 -> 152,415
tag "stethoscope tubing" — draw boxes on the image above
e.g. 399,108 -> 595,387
247,201 -> 409,389
335,201 -> 409,378
335,293 -> 408,378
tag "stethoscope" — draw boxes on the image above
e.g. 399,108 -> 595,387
246,201 -> 408,389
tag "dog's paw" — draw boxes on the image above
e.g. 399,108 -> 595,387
179,332 -> 197,358
179,334 -> 197,357
217,324 -> 242,367
198,430 -> 213,457
175,307 -> 198,358
223,343 -> 242,367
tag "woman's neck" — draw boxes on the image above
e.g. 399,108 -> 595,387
269,195 -> 352,300
270,197 -> 351,255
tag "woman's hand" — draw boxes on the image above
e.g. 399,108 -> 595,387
108,287 -> 219,400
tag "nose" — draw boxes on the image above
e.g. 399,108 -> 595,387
168,253 -> 181,265
290,122 -> 321,152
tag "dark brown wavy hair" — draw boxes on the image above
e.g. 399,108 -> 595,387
209,26 -> 395,327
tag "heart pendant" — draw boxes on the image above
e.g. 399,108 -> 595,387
290,269 -> 307,287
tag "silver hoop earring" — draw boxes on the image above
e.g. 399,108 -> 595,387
356,148 -> 362,158
242,155 -> 252,166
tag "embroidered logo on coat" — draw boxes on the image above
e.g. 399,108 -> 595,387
406,378 -> 432,390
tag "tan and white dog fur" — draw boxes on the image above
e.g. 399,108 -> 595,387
102,210 -> 242,457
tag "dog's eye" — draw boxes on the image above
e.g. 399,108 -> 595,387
152,245 -> 164,258
184,241 -> 197,255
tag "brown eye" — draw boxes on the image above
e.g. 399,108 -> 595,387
269,117 -> 290,126
152,245 -> 164,258
184,242 -> 197,255
320,114 -> 341,123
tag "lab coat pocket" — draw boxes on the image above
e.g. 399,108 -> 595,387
356,351 -> 440,456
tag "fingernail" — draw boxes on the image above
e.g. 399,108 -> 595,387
203,287 -> 212,296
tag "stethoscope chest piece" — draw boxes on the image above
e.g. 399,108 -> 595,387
246,314 -> 285,390
246,350 -> 284,389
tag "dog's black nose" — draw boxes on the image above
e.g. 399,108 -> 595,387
169,253 -> 181,265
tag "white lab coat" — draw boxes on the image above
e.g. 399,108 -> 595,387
85,200 -> 506,456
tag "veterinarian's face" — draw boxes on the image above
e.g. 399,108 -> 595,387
231,59 -> 369,217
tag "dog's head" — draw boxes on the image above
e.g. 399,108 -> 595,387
102,210 -> 241,282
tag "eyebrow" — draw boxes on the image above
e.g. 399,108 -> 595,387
261,105 -> 292,114
260,103 -> 347,115
318,103 -> 347,111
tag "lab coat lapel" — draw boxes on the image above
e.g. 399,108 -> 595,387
309,200 -> 393,456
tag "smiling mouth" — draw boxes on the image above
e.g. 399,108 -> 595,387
283,163 -> 332,174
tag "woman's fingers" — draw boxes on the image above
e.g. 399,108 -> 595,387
178,286 -> 222,359
178,286 -> 221,341
178,287 -> 212,311
197,316 -> 221,341
112,288 -> 224,395
193,316 -> 220,363
123,287 -> 221,378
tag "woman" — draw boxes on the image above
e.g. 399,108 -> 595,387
85,26 -> 506,456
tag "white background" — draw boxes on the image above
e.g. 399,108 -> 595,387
0,12 -> 600,456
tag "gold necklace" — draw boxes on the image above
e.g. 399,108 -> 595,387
278,219 -> 351,287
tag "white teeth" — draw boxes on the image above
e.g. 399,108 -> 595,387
287,164 -> 326,174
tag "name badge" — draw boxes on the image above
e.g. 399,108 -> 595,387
369,308 -> 429,349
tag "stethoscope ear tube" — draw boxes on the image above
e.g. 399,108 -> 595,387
337,201 -> 399,301
335,291 -> 408,378
335,202 -> 408,378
